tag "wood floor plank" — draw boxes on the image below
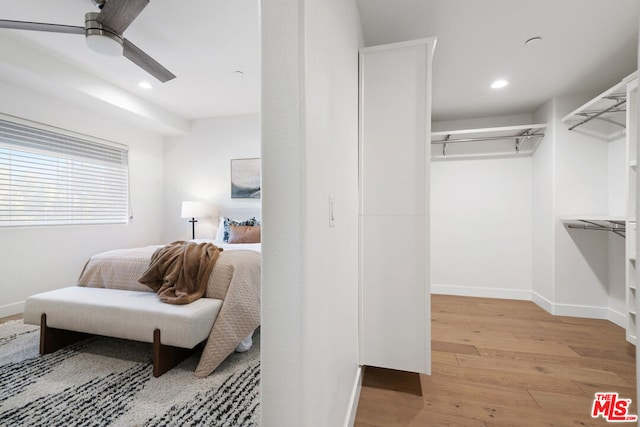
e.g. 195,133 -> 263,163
355,398 -> 488,427
570,344 -> 635,363
431,340 -> 480,356
469,321 -> 625,346
355,295 -> 637,426
431,350 -> 459,367
476,348 -> 635,382
431,324 -> 521,346
432,361 -> 588,395
456,354 -> 632,387
421,374 -> 540,410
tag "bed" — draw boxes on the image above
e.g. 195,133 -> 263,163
76,208 -> 261,378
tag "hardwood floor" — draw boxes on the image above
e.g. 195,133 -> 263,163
355,294 -> 637,426
3,297 -> 636,425
0,313 -> 22,324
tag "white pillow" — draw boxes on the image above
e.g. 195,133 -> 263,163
214,217 -> 225,241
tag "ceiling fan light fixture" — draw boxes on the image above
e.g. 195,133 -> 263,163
86,32 -> 123,56
85,12 -> 123,56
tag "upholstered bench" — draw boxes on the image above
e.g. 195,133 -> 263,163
23,286 -> 222,377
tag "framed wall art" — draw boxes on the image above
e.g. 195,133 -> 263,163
230,158 -> 261,198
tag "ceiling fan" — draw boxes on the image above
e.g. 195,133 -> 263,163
0,0 -> 175,83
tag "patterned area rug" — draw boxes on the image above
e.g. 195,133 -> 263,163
0,321 -> 260,426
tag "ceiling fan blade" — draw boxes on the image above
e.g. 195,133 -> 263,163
97,0 -> 149,34
0,20 -> 84,35
123,38 -> 175,83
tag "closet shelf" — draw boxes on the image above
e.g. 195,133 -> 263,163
562,72 -> 637,141
431,124 -> 546,159
561,216 -> 627,238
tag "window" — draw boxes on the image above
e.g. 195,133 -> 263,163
0,117 -> 129,227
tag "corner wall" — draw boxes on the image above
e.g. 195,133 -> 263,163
431,157 -> 533,299
431,114 -> 534,299
553,96 -> 611,316
261,0 -> 363,425
531,99 -> 557,306
532,95 -> 626,323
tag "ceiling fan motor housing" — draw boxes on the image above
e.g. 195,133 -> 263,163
84,11 -> 123,56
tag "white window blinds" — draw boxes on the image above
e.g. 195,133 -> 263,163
0,117 -> 129,227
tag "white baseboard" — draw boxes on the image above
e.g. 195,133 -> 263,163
530,291 -> 554,314
344,366 -> 363,427
434,287 -> 626,328
0,300 -> 24,318
432,284 -> 531,301
607,309 -> 627,329
528,291 -> 626,327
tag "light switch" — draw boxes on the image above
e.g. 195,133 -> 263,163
329,195 -> 335,227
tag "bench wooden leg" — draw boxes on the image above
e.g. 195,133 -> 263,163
152,329 -> 198,377
40,313 -> 90,355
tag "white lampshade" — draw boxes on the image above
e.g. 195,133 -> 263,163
181,201 -> 210,219
86,33 -> 123,56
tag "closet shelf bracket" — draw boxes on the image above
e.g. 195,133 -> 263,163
568,98 -> 627,131
565,219 -> 626,238
442,134 -> 450,156
562,71 -> 637,139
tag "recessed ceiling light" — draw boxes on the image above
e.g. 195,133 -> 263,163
491,79 -> 509,89
525,36 -> 542,45
138,81 -> 152,89
234,70 -> 244,77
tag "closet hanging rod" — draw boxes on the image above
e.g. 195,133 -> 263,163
431,133 -> 545,145
578,115 -> 626,129
577,109 -> 626,117
567,224 -> 626,237
568,98 -> 627,131
566,219 -> 626,238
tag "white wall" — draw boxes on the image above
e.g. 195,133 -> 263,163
433,97 -> 627,320
608,137 -> 627,320
431,156 -> 532,299
532,95 -> 626,322
609,137 -> 627,216
261,0 -> 362,425
431,114 -> 534,299
0,80 -> 164,317
608,232 -> 626,320
532,100 -> 556,305
554,96 -> 610,313
163,115 -> 260,242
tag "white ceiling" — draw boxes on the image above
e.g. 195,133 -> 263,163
357,0 -> 639,122
0,0 -> 637,132
0,0 -> 260,132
